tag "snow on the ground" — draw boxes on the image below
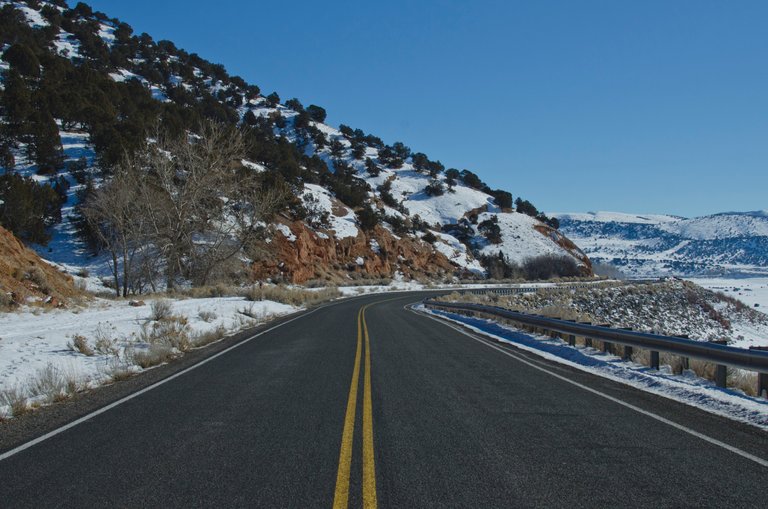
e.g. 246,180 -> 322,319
689,278 -> 768,348
421,306 -> 768,430
302,184 -> 359,239
554,211 -> 681,224
0,297 -> 298,417
475,211 -> 579,265
393,169 -> 492,226
433,231 -> 485,275
690,278 -> 768,310
275,223 -> 296,242
11,2 -> 48,27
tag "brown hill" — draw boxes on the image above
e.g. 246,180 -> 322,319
0,226 -> 83,309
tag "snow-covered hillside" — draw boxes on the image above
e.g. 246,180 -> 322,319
0,0 -> 590,283
553,211 -> 768,277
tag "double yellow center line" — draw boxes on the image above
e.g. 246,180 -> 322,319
333,305 -> 377,509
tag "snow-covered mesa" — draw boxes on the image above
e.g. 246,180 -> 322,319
553,210 -> 768,277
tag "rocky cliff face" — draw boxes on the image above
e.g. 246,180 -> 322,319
252,221 -> 457,284
0,226 -> 82,307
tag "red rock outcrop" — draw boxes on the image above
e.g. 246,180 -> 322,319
251,221 -> 458,284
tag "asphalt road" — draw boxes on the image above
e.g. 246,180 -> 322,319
1,292 -> 767,508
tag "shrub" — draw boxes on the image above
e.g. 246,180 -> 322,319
244,285 -> 340,307
69,334 -> 94,356
25,266 -> 52,294
0,170 -> 62,244
424,179 -> 445,197
93,325 -> 120,356
307,104 -> 327,123
0,386 -> 28,417
129,344 -> 176,369
28,364 -> 66,402
522,255 -> 580,280
140,315 -> 191,352
198,309 -> 218,322
191,325 -> 227,347
150,299 -> 173,321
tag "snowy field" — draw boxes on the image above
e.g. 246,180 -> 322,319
688,278 -> 768,349
422,307 -> 768,430
688,278 -> 768,310
0,297 -> 298,417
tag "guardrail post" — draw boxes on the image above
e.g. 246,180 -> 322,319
568,334 -> 576,347
750,347 -> 768,398
650,351 -> 660,370
758,373 -> 768,399
715,365 -> 727,388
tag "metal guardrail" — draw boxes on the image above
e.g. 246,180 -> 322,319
424,300 -> 768,397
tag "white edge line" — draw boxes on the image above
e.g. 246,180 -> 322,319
412,306 -> 768,469
0,304 -> 325,462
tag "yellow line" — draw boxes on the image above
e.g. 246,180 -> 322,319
332,308 -> 363,509
362,307 -> 378,509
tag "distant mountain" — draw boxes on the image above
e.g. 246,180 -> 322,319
553,211 -> 768,277
0,0 -> 590,291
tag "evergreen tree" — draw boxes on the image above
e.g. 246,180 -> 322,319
365,157 -> 380,177
265,92 -> 280,107
27,110 -> 65,174
1,70 -> 32,136
0,173 -> 61,244
306,104 -> 326,123
2,43 -> 41,78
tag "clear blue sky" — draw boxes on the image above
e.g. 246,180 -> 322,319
86,0 -> 768,217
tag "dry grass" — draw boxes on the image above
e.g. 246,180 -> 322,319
25,266 -> 52,295
0,386 -> 28,417
198,309 -> 217,322
191,325 -> 228,347
128,344 -> 176,369
93,324 -> 120,356
140,314 -> 191,352
27,364 -> 67,402
69,334 -> 95,356
0,291 -> 15,311
243,285 -> 340,307
150,299 -> 174,321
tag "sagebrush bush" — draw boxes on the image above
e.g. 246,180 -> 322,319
140,315 -> 191,352
69,334 -> 94,356
150,299 -> 173,321
25,266 -> 52,294
0,291 -> 15,311
93,324 -> 120,356
198,309 -> 217,322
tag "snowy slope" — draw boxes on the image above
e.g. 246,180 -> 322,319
0,0 -> 589,280
474,212 -> 580,265
553,211 -> 768,277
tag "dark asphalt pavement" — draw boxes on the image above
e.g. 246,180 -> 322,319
1,292 -> 767,508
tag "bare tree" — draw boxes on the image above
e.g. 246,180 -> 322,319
82,156 -> 147,297
84,121 -> 287,291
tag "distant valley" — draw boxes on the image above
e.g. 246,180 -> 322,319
553,210 -> 768,278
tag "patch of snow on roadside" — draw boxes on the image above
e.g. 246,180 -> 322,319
0,297 -> 298,417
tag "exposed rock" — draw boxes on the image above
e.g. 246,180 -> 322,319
0,225 -> 84,309
251,221 -> 456,284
